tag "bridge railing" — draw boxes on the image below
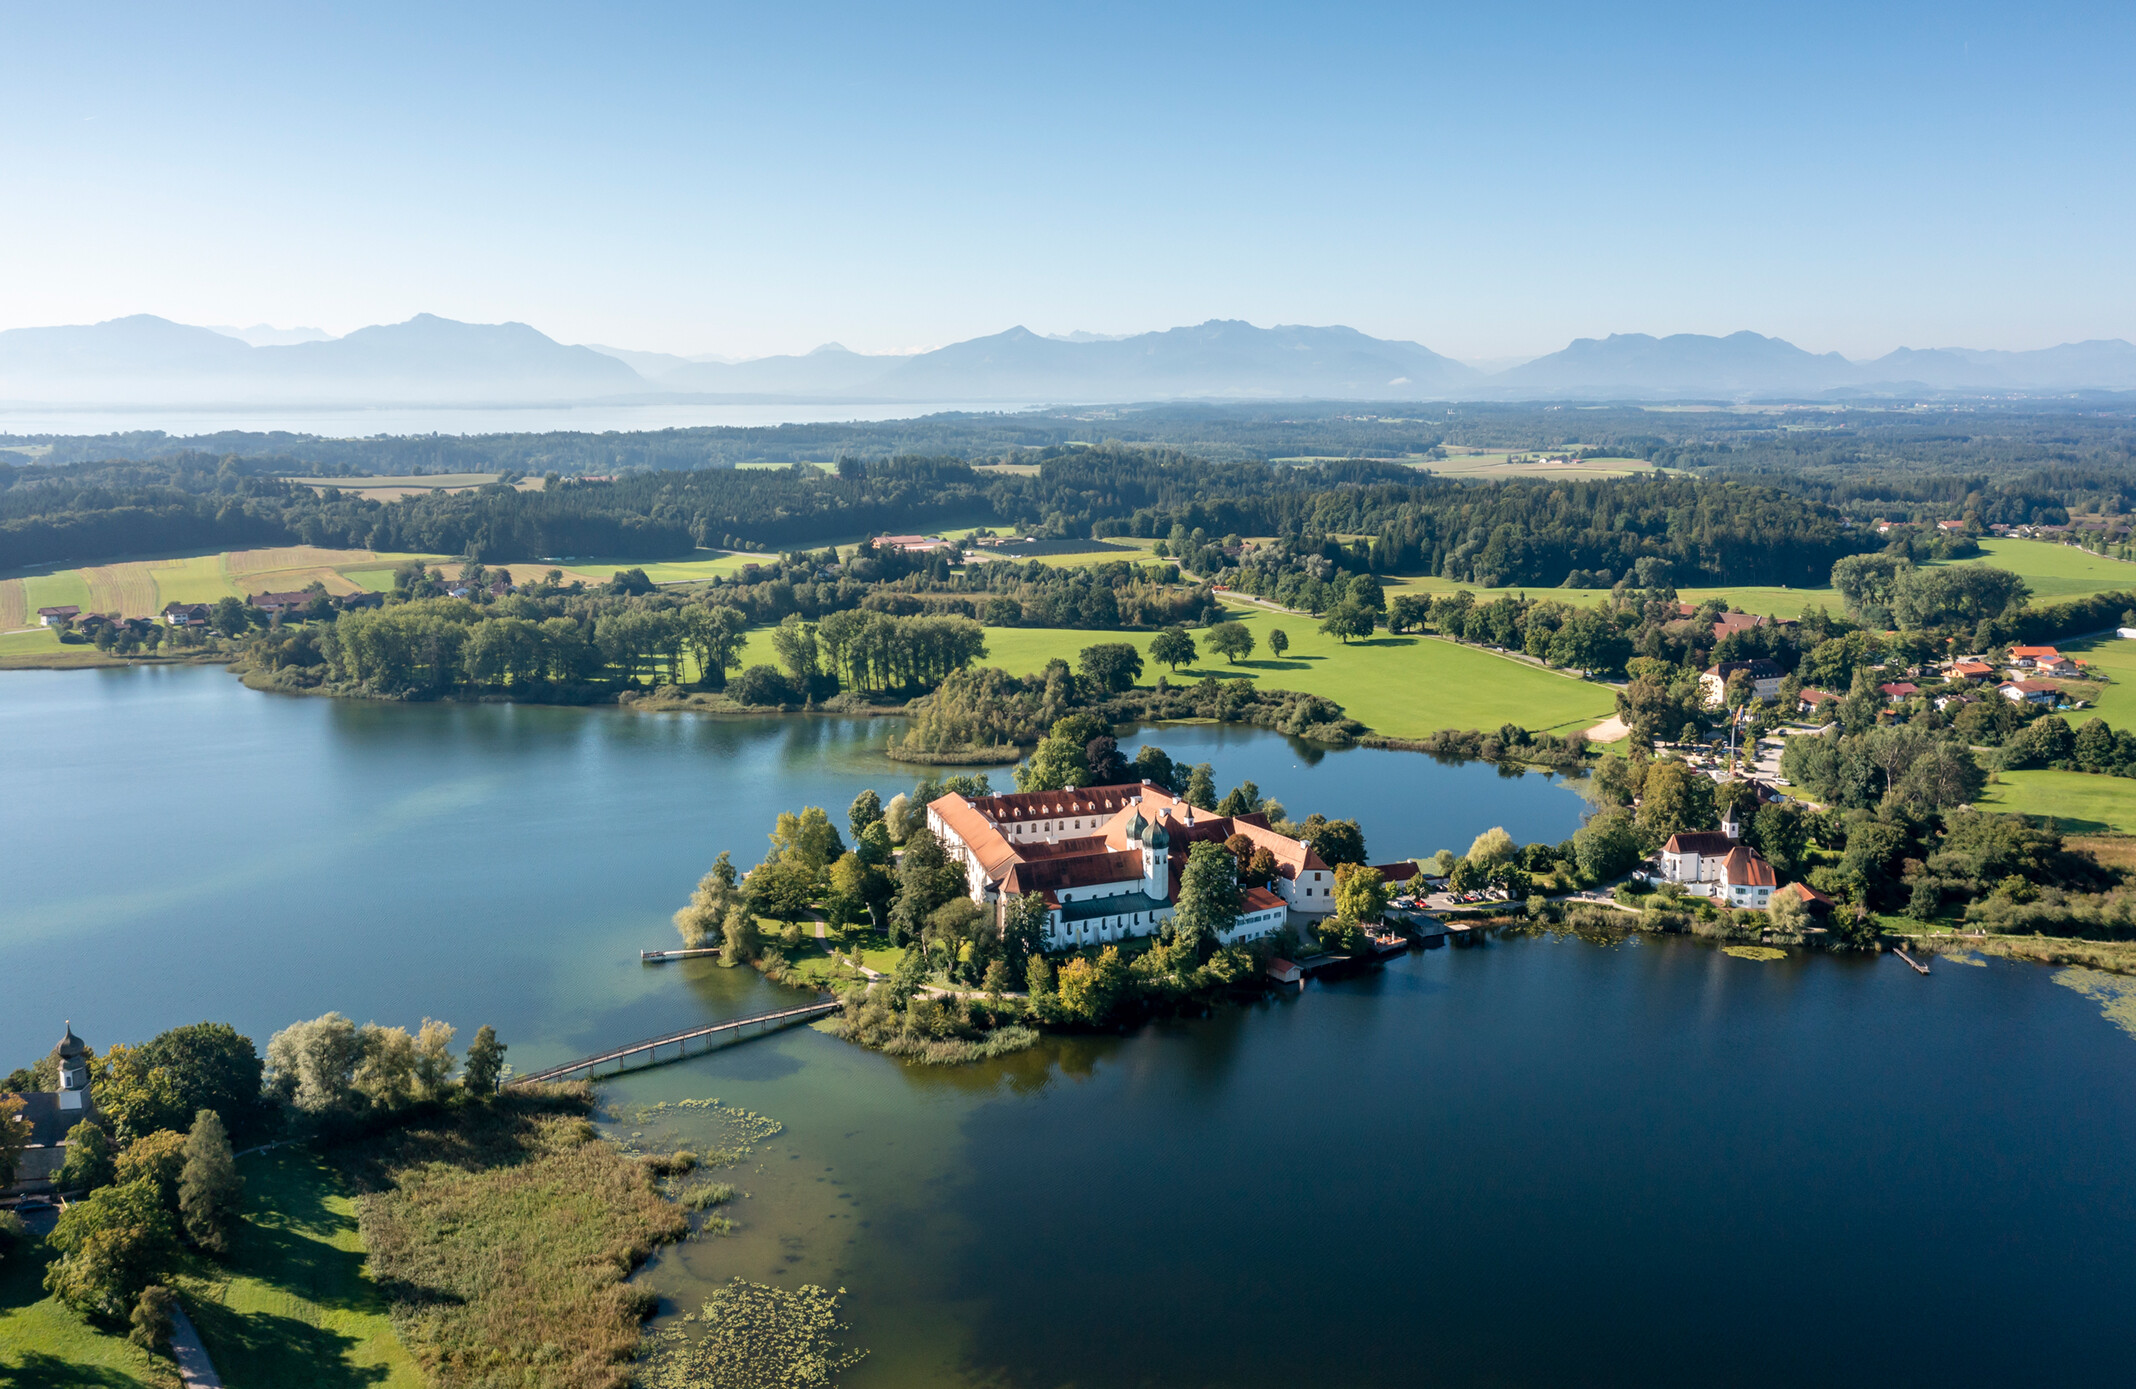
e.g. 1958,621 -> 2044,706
509,997 -> 840,1086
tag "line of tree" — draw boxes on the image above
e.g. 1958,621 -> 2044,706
0,1014 -> 509,1336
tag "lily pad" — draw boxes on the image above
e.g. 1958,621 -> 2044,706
1723,946 -> 1787,961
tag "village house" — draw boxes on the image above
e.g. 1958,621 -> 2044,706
1771,880 -> 1834,919
1949,659 -> 1995,682
161,601 -> 211,626
2006,645 -> 2065,671
1716,847 -> 1778,908
248,589 -> 317,617
1711,610 -> 1766,642
2000,679 -> 2062,707
873,534 -> 953,554
1797,687 -> 1839,714
2,1023 -> 103,1195
35,605 -> 80,627
926,782 -> 1330,951
1699,658 -> 1785,707
1878,681 -> 1920,705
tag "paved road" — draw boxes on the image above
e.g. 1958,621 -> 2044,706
169,1305 -> 224,1388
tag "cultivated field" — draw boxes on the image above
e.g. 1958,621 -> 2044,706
288,473 -> 547,501
1418,448 -> 1660,480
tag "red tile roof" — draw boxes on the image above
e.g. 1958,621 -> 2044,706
1719,847 -> 1776,888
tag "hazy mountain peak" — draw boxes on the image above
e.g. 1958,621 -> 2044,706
207,323 -> 337,347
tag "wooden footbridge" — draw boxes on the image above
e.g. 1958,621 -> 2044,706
509,998 -> 842,1086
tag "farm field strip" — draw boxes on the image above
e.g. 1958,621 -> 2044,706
0,578 -> 25,629
225,546 -> 380,574
287,472 -> 504,489
81,563 -> 161,617
19,570 -> 92,619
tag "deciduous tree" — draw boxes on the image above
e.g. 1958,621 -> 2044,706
461,1025 -> 507,1094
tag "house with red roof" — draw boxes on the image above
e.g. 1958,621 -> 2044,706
1717,847 -> 1778,909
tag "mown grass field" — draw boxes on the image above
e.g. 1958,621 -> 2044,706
2060,634 -> 2136,726
0,546 -> 760,630
729,604 -> 1615,738
180,1148 -> 424,1389
0,1234 -> 179,1388
1417,449 -> 1661,480
1376,538 -> 2135,623
1952,538 -> 2136,598
1980,769 -> 2136,835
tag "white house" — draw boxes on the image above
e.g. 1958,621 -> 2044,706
1699,659 -> 1786,708
1716,846 -> 1777,909
1660,831 -> 1737,885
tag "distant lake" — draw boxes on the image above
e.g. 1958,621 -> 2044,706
0,399 -> 1045,439
12,666 -> 2136,1387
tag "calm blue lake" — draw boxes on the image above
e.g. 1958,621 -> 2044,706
9,666 -> 2136,1387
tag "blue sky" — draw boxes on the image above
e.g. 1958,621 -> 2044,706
2,1 -> 2130,360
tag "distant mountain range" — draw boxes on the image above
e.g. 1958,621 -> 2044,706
3,314 -> 2133,407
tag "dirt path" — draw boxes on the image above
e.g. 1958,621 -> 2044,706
1586,715 -> 1629,743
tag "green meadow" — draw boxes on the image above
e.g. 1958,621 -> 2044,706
730,604 -> 1617,740
0,1242 -> 176,1388
1981,769 -> 2136,836
1380,537 -> 2135,623
180,1149 -> 423,1389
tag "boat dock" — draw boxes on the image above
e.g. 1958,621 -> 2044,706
1893,948 -> 1931,975
640,946 -> 722,962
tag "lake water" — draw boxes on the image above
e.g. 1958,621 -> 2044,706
0,399 -> 1041,439
10,667 -> 2136,1386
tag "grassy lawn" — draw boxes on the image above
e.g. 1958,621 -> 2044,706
0,627 -> 130,668
1980,769 -> 2136,834
733,606 -> 1616,737
180,1148 -> 423,1389
2059,634 -> 2136,726
0,1240 -> 178,1388
1942,538 -> 2136,599
979,607 -> 1614,737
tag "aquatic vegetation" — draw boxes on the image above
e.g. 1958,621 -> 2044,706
637,1278 -> 865,1389
2054,967 -> 2136,1040
1722,946 -> 1787,961
682,1182 -> 736,1211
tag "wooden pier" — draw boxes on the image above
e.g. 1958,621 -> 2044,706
1892,948 -> 1931,976
509,998 -> 842,1085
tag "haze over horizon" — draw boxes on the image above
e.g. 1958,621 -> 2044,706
4,1 -> 2132,364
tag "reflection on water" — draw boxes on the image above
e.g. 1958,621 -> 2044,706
606,934 -> 2136,1389
1,666 -> 1588,1067
30,669 -> 2136,1384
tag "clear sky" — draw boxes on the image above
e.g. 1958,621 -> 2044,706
2,1 -> 2130,361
